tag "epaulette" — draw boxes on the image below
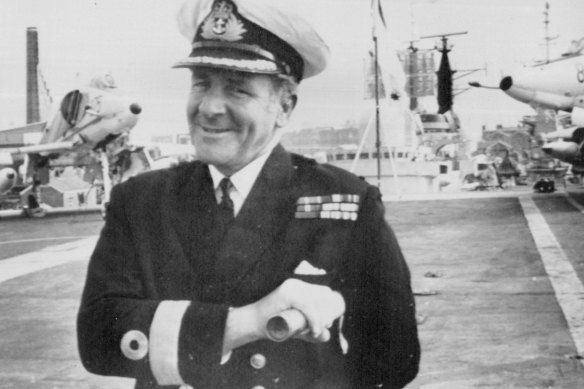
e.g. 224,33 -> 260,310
295,194 -> 360,221
291,153 -> 317,167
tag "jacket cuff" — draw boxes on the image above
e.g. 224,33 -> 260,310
149,300 -> 191,385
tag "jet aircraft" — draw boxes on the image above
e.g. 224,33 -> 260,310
0,80 -> 141,216
0,27 -> 143,216
469,38 -> 584,174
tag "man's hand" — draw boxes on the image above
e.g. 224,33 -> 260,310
254,278 -> 345,342
222,279 -> 345,358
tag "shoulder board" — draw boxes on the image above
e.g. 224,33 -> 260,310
291,153 -> 317,167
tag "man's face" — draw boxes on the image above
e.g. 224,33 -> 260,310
187,67 -> 292,176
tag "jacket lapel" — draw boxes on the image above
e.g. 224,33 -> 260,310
212,146 -> 299,297
166,163 -> 220,286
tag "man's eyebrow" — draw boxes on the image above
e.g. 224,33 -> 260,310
191,70 -> 210,79
225,74 -> 248,86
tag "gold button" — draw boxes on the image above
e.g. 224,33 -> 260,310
251,386 -> 265,389
250,353 -> 267,369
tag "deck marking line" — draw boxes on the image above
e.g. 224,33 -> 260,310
519,195 -> 584,365
0,236 -> 96,245
0,237 -> 97,284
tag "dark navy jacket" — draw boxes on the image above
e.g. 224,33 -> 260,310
77,145 -> 420,389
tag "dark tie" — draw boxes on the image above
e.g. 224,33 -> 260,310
216,178 -> 235,235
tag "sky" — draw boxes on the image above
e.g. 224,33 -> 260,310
1,0 -> 583,144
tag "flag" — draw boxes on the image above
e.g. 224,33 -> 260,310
369,0 -> 407,102
371,0 -> 386,39
363,52 -> 386,100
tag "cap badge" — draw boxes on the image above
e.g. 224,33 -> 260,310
201,0 -> 246,42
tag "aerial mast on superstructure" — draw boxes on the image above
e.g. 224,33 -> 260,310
420,31 -> 467,115
406,0 -> 418,111
542,2 -> 558,63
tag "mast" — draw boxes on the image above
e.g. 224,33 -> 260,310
407,0 -> 418,111
436,35 -> 453,115
374,31 -> 381,187
407,42 -> 419,111
420,32 -> 466,114
542,2 -> 558,63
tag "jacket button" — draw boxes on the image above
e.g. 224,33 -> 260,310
251,386 -> 266,389
250,353 -> 267,369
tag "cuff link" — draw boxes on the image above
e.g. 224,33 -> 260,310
120,330 -> 149,360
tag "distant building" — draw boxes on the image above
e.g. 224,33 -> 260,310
520,110 -> 558,138
151,135 -> 175,144
477,125 -> 533,162
151,134 -> 193,145
280,126 -> 361,154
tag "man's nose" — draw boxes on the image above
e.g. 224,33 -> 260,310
199,89 -> 227,116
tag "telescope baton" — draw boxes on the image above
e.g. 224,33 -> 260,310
266,309 -> 306,342
265,292 -> 345,342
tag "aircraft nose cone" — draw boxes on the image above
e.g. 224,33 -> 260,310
500,76 -> 513,91
130,103 -> 142,115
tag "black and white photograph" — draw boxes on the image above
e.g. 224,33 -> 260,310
1,0 -> 584,388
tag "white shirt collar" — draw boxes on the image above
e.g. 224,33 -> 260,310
208,140 -> 279,209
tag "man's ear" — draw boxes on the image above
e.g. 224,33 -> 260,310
276,94 -> 297,128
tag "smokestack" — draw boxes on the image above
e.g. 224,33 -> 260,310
26,27 -> 40,124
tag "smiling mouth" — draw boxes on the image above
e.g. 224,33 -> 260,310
202,126 -> 231,134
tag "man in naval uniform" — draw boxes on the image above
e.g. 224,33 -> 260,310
77,1 -> 420,388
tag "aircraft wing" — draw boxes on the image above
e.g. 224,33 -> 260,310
3,141 -> 76,157
0,121 -> 46,134
0,121 -> 48,165
0,140 -> 76,175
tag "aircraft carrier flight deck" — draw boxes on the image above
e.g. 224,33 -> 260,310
1,187 -> 584,388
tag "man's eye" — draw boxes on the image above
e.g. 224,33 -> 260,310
229,86 -> 251,96
191,80 -> 209,89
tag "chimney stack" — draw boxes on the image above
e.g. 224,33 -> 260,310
26,27 -> 40,124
